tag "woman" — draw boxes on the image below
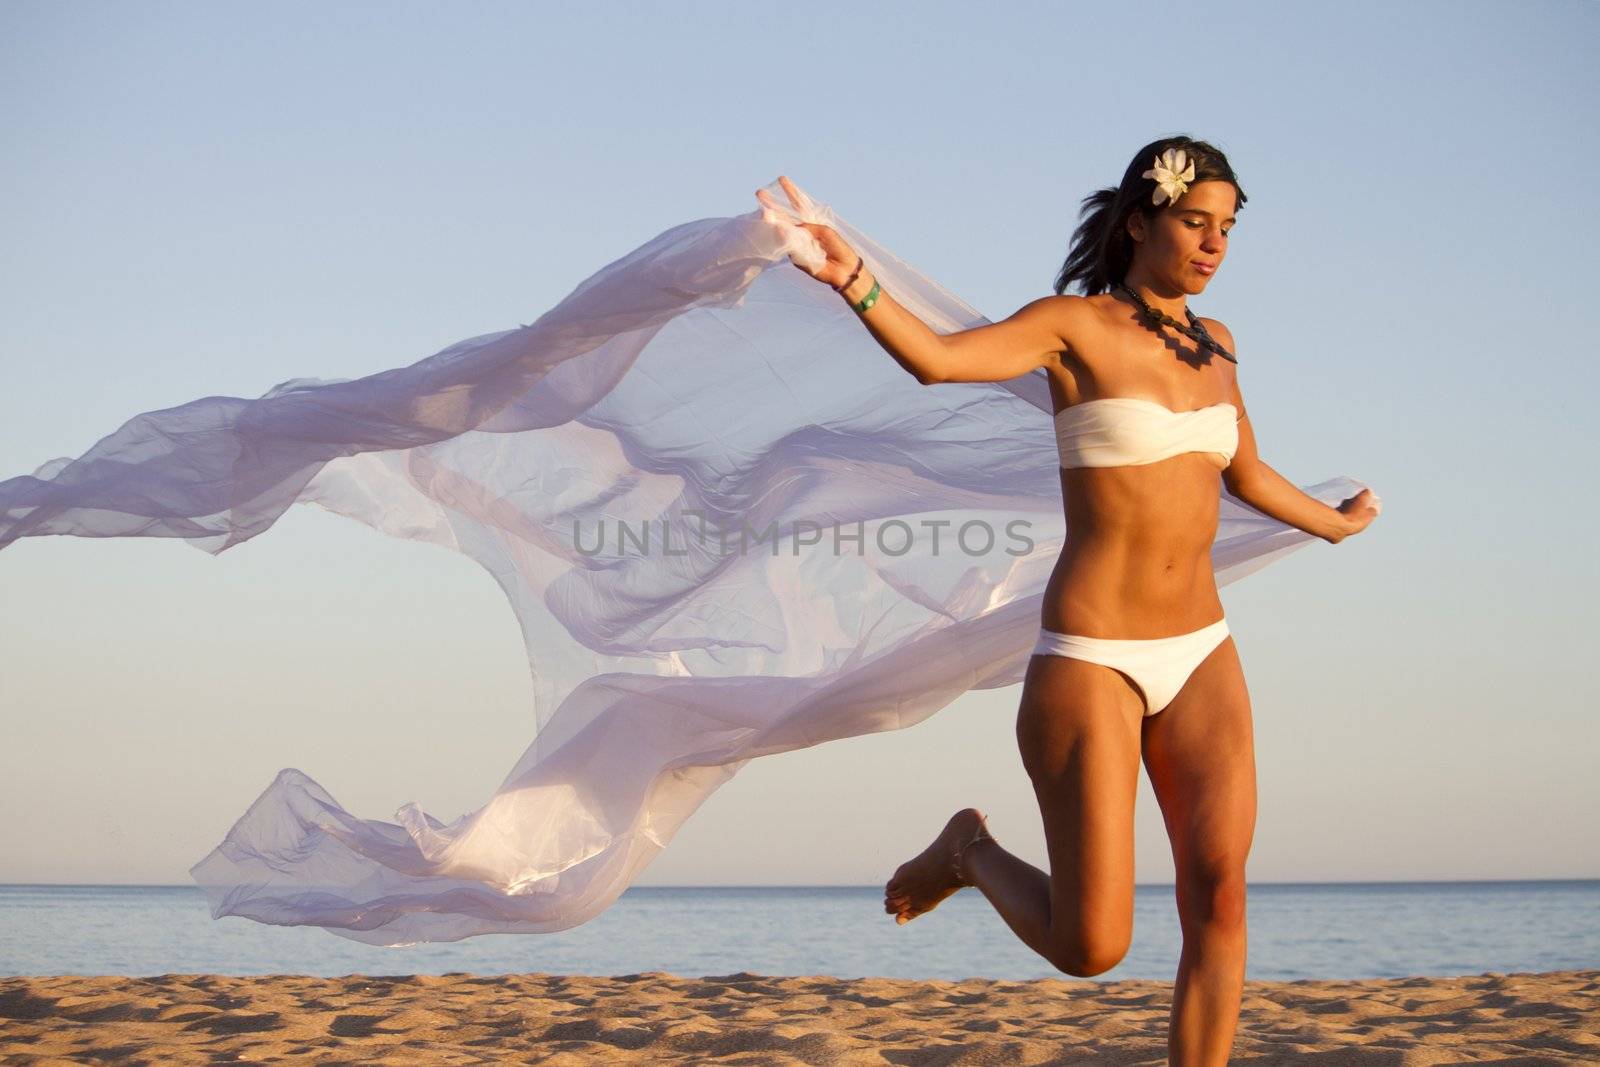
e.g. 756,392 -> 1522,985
760,137 -> 1381,1062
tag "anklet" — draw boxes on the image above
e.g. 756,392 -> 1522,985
952,816 -> 994,887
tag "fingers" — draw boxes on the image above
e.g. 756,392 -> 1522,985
775,174 -> 820,220
755,180 -> 830,275
1344,488 -> 1382,517
755,186 -> 811,232
778,174 -> 807,211
755,187 -> 791,214
754,187 -> 785,223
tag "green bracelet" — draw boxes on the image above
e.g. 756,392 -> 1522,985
851,280 -> 882,314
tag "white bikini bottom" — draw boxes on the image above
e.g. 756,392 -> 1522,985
1031,617 -> 1231,717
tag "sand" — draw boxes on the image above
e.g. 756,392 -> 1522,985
0,969 -> 1595,1065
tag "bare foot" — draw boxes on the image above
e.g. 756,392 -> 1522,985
883,808 -> 990,925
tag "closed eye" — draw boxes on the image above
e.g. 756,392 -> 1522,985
1184,221 -> 1231,236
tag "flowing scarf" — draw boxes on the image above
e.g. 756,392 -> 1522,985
0,178 -> 1363,945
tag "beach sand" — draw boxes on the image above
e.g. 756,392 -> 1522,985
0,968 -> 1595,1064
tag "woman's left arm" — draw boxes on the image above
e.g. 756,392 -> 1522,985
1208,321 -> 1380,544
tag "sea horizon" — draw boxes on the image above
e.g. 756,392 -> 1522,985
4,876 -> 1594,888
3,880 -> 1594,983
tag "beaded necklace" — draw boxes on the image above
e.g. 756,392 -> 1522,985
1111,282 -> 1237,364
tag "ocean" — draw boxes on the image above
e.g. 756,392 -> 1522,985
1,881 -> 1594,981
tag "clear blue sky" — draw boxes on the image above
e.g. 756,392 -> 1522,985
2,0 -> 1595,887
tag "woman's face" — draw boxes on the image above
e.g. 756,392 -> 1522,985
1126,180 -> 1237,293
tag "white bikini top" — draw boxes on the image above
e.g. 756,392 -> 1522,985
1055,397 -> 1240,469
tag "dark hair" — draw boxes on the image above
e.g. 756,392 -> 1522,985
1054,135 -> 1246,296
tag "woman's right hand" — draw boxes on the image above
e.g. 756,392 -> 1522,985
756,175 -> 863,290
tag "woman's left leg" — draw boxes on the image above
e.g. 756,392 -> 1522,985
1139,634 -> 1256,1067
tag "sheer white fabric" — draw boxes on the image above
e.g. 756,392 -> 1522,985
0,178 -> 1368,945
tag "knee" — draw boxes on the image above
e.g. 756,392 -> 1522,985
1046,933 -> 1130,978
1180,865 -> 1248,934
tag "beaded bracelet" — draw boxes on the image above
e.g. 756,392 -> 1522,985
832,256 -> 864,293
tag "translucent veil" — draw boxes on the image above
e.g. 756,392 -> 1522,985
0,178 -> 1365,945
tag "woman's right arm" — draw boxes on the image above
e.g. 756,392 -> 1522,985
840,268 -> 1076,384
757,177 -> 1074,386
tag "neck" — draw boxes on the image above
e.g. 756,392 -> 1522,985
1117,275 -> 1186,320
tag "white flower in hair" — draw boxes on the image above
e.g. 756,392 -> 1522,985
1142,147 -> 1196,207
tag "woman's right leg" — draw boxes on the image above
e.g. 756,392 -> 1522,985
961,651 -> 1146,976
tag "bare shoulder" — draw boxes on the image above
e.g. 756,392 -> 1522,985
1198,316 -> 1236,355
996,292 -> 1094,364
1030,293 -> 1097,359
1072,291 -> 1128,333
1048,292 -> 1097,323
1010,292 -> 1091,326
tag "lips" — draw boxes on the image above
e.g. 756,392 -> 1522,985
1191,261 -> 1217,275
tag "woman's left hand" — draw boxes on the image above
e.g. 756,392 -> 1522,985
1334,487 -> 1382,540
